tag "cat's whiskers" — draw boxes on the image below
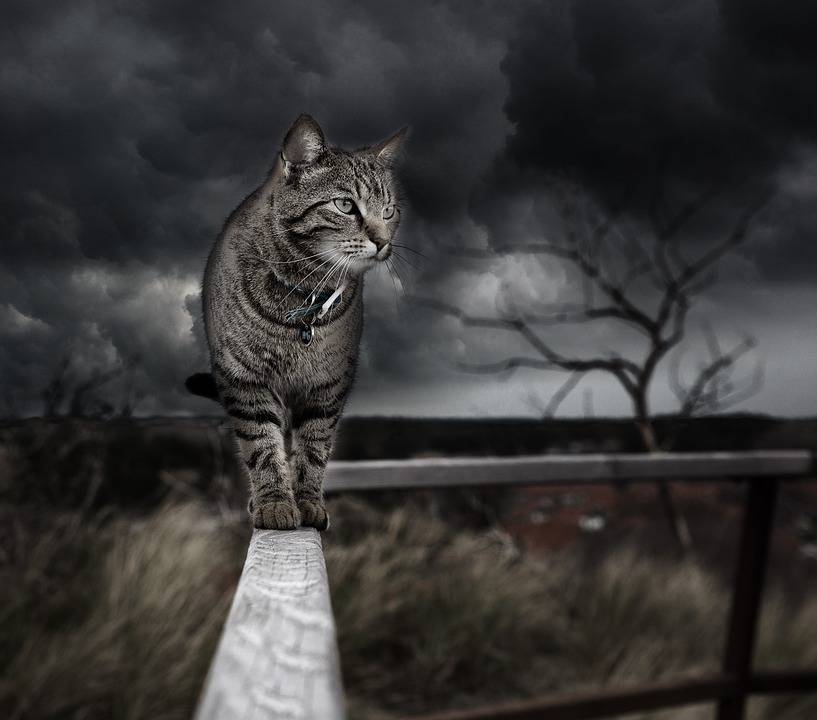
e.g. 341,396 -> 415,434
270,249 -> 336,265
391,243 -> 428,260
326,256 -> 352,324
288,254 -> 347,316
384,260 -> 400,293
391,250 -> 421,272
246,248 -> 336,268
387,256 -> 407,291
383,258 -> 404,315
310,254 -> 349,299
274,255 -> 337,309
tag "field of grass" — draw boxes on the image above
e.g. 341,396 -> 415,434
1,495 -> 816,720
326,497 -> 817,720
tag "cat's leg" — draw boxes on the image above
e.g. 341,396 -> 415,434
221,385 -> 299,530
290,409 -> 340,530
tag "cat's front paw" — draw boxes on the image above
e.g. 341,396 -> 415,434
297,499 -> 329,531
253,500 -> 301,530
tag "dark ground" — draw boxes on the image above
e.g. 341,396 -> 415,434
1,413 -> 816,719
2,412 -> 815,593
3,413 -> 816,505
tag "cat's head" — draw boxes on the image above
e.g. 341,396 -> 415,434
272,114 -> 407,279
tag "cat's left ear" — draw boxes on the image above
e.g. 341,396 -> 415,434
281,114 -> 326,176
371,126 -> 409,165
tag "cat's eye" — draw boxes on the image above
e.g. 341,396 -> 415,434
382,205 -> 397,221
333,198 -> 356,215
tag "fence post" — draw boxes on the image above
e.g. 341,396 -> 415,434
716,478 -> 779,720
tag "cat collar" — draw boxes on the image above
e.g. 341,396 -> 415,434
284,283 -> 348,346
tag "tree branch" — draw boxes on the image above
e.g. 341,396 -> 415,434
542,372 -> 583,417
672,334 -> 759,417
409,295 -> 642,393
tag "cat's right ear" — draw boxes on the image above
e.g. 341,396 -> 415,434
371,126 -> 408,166
281,114 -> 325,177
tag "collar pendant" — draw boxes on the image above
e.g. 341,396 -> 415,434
299,323 -> 314,346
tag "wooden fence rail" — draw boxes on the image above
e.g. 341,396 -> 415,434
323,450 -> 812,492
195,451 -> 815,720
195,528 -> 344,720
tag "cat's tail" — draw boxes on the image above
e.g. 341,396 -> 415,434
185,372 -> 219,401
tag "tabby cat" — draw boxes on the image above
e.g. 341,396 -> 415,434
193,114 -> 406,530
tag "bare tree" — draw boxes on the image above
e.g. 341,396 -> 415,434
413,183 -> 766,551
68,366 -> 123,417
41,357 -> 132,419
42,355 -> 71,416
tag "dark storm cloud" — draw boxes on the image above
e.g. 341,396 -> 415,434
487,0 -> 817,249
1,0 -> 816,417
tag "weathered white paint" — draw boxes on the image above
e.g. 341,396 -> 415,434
195,528 -> 345,720
324,450 -> 813,493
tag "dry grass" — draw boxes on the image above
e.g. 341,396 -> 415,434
324,497 -> 817,720
0,504 -> 247,720
1,497 -> 815,720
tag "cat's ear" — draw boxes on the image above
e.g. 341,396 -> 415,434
281,114 -> 325,171
371,126 -> 408,165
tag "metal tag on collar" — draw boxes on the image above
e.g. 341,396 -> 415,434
299,297 -> 315,345
299,292 -> 316,346
299,323 -> 314,346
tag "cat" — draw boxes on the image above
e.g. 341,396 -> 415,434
192,113 -> 406,531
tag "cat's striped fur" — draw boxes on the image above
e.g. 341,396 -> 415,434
202,114 -> 405,530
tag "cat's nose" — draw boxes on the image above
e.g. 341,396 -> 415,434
365,219 -> 389,251
371,235 -> 389,251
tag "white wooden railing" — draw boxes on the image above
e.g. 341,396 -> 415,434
195,529 -> 344,720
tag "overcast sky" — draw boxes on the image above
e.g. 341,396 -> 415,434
2,0 -> 816,419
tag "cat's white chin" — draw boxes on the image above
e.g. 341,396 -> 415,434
353,257 -> 379,272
